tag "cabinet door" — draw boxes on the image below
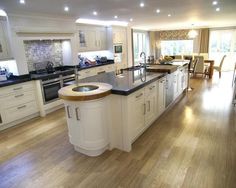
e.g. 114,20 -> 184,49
127,89 -> 145,141
173,71 -> 179,100
0,21 -> 9,60
157,77 -> 166,116
145,83 -> 157,127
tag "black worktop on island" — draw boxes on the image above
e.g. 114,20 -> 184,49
69,70 -> 166,96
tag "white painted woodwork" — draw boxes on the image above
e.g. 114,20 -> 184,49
62,97 -> 110,156
0,81 -> 39,130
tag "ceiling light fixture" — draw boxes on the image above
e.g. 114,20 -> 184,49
75,18 -> 128,26
212,1 -> 218,5
188,24 -> 198,39
93,11 -> 97,16
156,9 -> 160,13
130,18 -> 133,22
64,6 -> 69,12
216,7 -> 220,11
114,15 -> 118,19
168,14 -> 171,17
0,9 -> 7,17
19,0 -> 25,4
140,3 -> 144,7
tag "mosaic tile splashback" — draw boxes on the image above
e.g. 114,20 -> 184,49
24,40 -> 63,72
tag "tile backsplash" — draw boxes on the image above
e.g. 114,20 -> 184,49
24,40 -> 63,72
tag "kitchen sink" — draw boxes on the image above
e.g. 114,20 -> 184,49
72,85 -> 99,92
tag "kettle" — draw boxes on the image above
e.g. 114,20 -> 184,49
46,61 -> 55,73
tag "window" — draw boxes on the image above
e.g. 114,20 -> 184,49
160,40 -> 193,56
133,31 -> 149,65
209,29 -> 236,71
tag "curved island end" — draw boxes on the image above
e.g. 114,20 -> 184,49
58,82 -> 112,157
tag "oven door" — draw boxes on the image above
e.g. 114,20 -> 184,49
42,81 -> 61,104
63,75 -> 75,87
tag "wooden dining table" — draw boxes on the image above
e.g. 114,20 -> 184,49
204,60 -> 214,79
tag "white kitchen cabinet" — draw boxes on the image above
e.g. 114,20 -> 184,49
0,17 -> 11,60
63,97 -> 110,156
127,89 -> 145,141
77,25 -> 107,52
157,77 -> 166,116
79,68 -> 97,79
173,70 -> 179,100
0,81 -> 38,129
145,82 -> 157,127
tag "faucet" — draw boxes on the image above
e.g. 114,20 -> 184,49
74,66 -> 79,86
139,52 -> 147,82
140,52 -> 147,69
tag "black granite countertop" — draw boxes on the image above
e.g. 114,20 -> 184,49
0,61 -> 115,88
0,75 -> 31,88
67,70 -> 166,96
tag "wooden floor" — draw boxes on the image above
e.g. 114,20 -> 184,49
0,72 -> 236,188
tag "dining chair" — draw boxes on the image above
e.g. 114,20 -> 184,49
193,56 -> 204,76
232,62 -> 236,87
189,58 -> 200,77
213,55 -> 226,78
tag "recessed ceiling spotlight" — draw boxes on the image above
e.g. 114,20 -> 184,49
64,6 -> 69,12
168,14 -> 171,17
216,7 -> 220,11
212,1 -> 218,5
130,18 -> 133,22
140,3 -> 145,7
156,9 -> 160,13
114,15 -> 118,19
19,0 -> 25,4
93,11 -> 97,16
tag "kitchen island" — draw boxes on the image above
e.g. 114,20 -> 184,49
59,62 -> 189,156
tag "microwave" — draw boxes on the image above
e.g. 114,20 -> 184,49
114,44 -> 123,54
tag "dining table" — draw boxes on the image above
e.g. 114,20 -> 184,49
204,60 -> 214,79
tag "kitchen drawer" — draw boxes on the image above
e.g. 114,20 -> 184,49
79,69 -> 97,79
145,82 -> 156,97
0,81 -> 35,97
3,101 -> 38,123
96,66 -> 106,74
0,90 -> 36,109
105,65 -> 115,72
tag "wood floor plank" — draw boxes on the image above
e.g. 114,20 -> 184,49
0,72 -> 236,188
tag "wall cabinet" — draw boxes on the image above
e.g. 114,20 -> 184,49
0,17 -> 11,60
0,81 -> 38,129
77,25 -> 107,52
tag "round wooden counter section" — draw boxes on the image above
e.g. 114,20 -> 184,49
58,82 -> 112,101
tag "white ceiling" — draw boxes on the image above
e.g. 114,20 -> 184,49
0,0 -> 236,30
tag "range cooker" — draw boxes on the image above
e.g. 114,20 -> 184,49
30,67 -> 76,104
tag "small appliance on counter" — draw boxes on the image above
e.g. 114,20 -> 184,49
0,66 -> 7,81
45,61 -> 55,73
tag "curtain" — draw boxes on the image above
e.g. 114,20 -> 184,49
199,28 -> 210,53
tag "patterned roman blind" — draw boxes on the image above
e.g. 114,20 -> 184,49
159,30 -> 190,40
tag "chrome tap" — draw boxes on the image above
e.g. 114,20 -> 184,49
74,66 -> 79,86
140,52 -> 147,69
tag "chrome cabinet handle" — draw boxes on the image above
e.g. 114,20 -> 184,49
136,93 -> 143,98
13,87 -> 23,91
144,103 -> 146,115
66,106 -> 71,119
148,101 -> 151,112
75,107 -> 80,121
15,94 -> 24,98
149,85 -> 155,90
17,105 -> 26,110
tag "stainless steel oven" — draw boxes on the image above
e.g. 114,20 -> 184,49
62,74 -> 75,87
41,77 -> 62,104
